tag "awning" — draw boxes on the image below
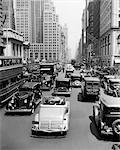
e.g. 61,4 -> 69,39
114,58 -> 120,64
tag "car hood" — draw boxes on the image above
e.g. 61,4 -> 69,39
15,91 -> 32,99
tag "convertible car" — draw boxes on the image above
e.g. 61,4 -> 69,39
5,82 -> 42,114
31,96 -> 70,136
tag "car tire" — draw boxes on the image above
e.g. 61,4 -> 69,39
61,131 -> 67,136
112,119 -> 120,139
97,121 -> 103,138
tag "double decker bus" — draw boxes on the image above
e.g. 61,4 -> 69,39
0,56 -> 24,105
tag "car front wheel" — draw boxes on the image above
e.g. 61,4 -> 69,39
112,119 -> 120,138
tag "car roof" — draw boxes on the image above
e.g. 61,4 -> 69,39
100,91 -> 120,107
22,82 -> 39,88
71,73 -> 81,77
101,94 -> 120,107
84,77 -> 100,82
56,77 -> 70,82
109,78 -> 120,83
104,75 -> 115,79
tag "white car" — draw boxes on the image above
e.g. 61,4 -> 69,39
31,96 -> 70,136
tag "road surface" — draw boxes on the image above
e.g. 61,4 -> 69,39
0,70 -> 119,150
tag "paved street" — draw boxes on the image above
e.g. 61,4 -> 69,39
0,71 -> 119,150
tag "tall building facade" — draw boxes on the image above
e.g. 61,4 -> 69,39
93,0 -> 100,61
15,0 -> 32,42
0,0 -> 4,55
2,0 -> 15,29
42,0 -> 61,61
15,0 -> 63,62
100,0 -> 120,66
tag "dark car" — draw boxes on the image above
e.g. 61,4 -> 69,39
81,77 -> 100,100
6,82 -> 42,114
52,77 -> 72,97
40,62 -> 58,79
71,73 -> 82,87
93,89 -> 120,139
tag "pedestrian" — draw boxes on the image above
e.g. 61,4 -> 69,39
63,67 -> 65,73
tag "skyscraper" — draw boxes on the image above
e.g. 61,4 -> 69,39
15,0 -> 32,42
15,0 -> 65,61
2,0 -> 15,30
0,0 -> 4,55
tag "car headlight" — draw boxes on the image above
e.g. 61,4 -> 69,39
29,102 -> 32,106
8,103 -> 12,106
33,124 -> 39,130
24,99 -> 27,103
11,98 -> 14,103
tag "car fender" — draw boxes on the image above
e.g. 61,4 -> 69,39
34,113 -> 39,122
93,104 -> 100,126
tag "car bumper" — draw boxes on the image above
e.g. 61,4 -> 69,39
86,92 -> 99,95
5,108 -> 32,114
40,86 -> 52,91
53,91 -> 71,96
31,127 -> 68,135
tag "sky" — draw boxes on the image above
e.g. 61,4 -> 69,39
53,0 -> 85,59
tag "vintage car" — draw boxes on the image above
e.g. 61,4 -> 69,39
108,78 -> 120,91
52,78 -> 72,97
31,96 -> 70,136
6,82 -> 42,114
81,77 -> 100,100
40,74 -> 53,90
93,88 -> 120,139
40,62 -> 58,80
101,75 -> 115,90
70,73 -> 82,87
65,70 -> 74,78
22,71 -> 32,82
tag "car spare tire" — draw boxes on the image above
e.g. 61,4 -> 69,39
112,119 -> 120,137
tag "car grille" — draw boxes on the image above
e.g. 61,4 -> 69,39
57,87 -> 67,92
40,121 -> 62,130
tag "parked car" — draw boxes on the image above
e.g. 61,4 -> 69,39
52,77 -> 72,97
81,77 -> 100,100
71,73 -> 82,87
6,82 -> 42,114
93,88 -> 120,139
31,96 -> 70,136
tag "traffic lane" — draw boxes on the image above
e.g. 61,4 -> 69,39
0,86 -> 116,150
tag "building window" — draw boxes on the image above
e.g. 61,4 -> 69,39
45,53 -> 47,60
40,53 -> 43,60
30,53 -> 33,58
119,21 -> 120,27
35,53 -> 38,59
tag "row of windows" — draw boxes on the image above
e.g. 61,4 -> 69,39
100,34 -> 110,56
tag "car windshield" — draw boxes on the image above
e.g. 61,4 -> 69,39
72,77 -> 80,81
93,82 -> 99,86
56,81 -> 70,87
19,86 -> 32,92
86,82 -> 92,86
